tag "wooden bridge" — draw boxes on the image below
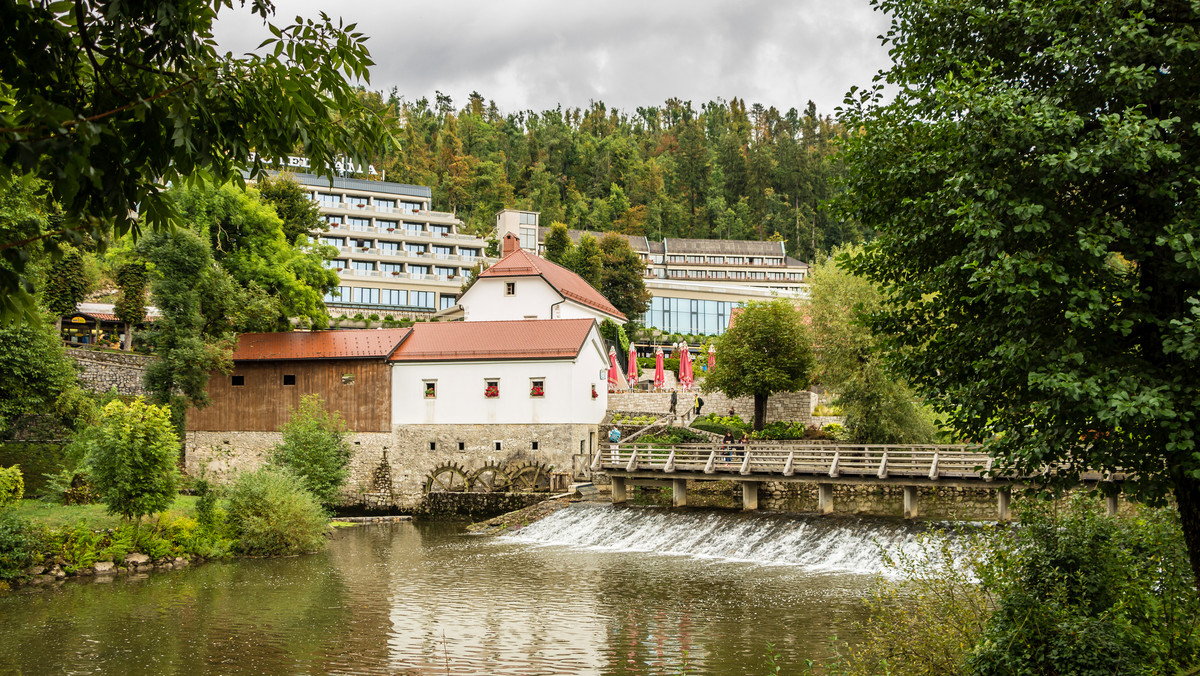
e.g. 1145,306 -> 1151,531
591,442 -> 1120,520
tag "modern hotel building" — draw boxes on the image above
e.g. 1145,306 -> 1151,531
286,173 -> 493,316
495,210 -> 810,336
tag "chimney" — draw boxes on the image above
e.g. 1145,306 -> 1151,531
502,232 -> 520,257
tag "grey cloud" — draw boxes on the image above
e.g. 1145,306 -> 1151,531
215,0 -> 891,116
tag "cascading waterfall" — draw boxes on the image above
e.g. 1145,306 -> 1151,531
499,503 -> 947,576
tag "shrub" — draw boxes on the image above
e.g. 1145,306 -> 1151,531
639,427 -> 710,445
750,421 -> 831,441
691,413 -> 751,437
0,511 -> 42,581
270,394 -> 353,507
81,399 -> 180,523
0,465 -> 22,509
226,467 -> 328,556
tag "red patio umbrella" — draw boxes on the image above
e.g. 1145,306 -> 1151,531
653,347 -> 665,390
707,344 -> 716,373
679,343 -> 693,391
607,346 -> 620,392
627,344 -> 638,390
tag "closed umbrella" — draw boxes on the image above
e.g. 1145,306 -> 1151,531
708,344 -> 716,373
607,346 -> 620,392
627,344 -> 638,390
653,347 -> 665,390
680,343 -> 694,391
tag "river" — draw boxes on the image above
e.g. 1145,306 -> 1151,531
0,503 -> 950,675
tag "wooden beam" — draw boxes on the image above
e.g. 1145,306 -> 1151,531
625,449 -> 638,472
704,449 -> 716,474
664,448 -> 676,473
739,450 -> 752,476
783,451 -> 795,477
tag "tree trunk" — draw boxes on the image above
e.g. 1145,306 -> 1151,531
123,322 -> 133,351
1173,473 -> 1200,591
754,393 -> 767,431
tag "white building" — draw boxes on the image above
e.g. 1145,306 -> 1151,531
455,233 -> 627,324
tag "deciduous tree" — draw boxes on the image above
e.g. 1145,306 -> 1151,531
706,299 -> 814,430
839,0 -> 1200,584
82,399 -> 180,524
598,233 -> 651,323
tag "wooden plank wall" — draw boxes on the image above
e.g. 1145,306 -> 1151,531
186,360 -> 391,432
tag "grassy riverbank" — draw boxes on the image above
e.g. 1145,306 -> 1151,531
12,497 -> 199,530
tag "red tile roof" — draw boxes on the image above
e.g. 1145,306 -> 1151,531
389,318 -> 597,362
232,329 -> 412,361
477,248 -> 627,321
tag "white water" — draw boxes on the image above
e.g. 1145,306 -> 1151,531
499,504 -> 938,576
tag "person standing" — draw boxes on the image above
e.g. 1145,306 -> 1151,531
694,394 -> 703,417
668,388 -> 678,417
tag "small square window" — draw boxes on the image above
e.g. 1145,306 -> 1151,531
457,441 -> 465,451
283,374 -> 296,386
530,379 -> 545,398
494,441 -> 502,451
505,282 -> 515,296
429,441 -> 436,451
424,381 -> 437,398
532,441 -> 539,451
231,375 -> 244,387
341,373 -> 355,385
484,379 -> 499,398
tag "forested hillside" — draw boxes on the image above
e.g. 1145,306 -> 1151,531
365,92 -> 859,262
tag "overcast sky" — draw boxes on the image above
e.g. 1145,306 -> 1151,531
213,0 -> 893,118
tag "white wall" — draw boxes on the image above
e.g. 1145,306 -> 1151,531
391,328 -> 610,425
459,276 -> 617,323
459,276 -> 561,321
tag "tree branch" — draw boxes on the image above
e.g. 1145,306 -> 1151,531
0,79 -> 197,136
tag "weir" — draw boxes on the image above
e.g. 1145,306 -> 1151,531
500,502 -> 939,575
594,442 -> 1124,520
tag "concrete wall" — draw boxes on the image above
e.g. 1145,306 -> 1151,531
391,327 -> 610,425
460,276 -> 563,321
185,422 -> 597,509
607,390 -> 820,424
67,348 -> 151,396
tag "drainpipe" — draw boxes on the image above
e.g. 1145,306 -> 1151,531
550,298 -> 565,320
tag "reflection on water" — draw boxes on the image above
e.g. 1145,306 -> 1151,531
0,505 -> 917,675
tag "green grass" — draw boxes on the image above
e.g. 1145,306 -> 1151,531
13,496 -> 199,530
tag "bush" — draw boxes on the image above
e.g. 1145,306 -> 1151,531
0,465 -> 22,509
81,399 -> 180,522
226,467 -> 328,556
0,511 -> 42,581
270,394 -> 353,507
638,427 -> 710,445
750,421 -> 831,441
691,413 -> 751,437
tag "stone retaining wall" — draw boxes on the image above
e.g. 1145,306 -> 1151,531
67,348 -> 152,396
185,422 -> 598,510
607,390 -> 820,424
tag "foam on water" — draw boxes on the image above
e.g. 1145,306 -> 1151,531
498,504 -> 938,576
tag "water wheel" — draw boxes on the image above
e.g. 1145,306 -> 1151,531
507,462 -> 551,493
469,463 -> 512,493
423,463 -> 470,493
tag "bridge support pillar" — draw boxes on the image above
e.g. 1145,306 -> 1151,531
1106,493 -> 1119,516
997,488 -> 1011,521
611,476 -> 627,504
817,483 -> 834,515
673,479 -> 688,507
742,482 -> 759,511
903,486 -> 919,519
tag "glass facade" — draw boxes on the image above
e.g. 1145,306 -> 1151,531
643,297 -> 739,335
411,291 -> 434,308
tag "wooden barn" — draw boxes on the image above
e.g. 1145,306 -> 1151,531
186,329 -> 411,433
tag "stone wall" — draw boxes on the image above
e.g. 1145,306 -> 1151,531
416,492 -> 547,521
185,422 -> 597,510
67,348 -> 152,396
607,390 -> 819,424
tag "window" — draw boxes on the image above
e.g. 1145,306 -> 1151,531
460,248 -> 479,260
519,227 -> 536,250
430,225 -> 450,237
457,442 -> 465,451
346,195 -> 369,209
347,217 -> 371,231
667,255 -> 685,263
410,291 -> 434,308
316,192 -> 340,207
403,221 -> 423,233
409,264 -> 429,276
283,374 -> 296,386
379,241 -> 400,254
406,243 -> 426,255
377,219 -> 398,231
351,287 -> 379,304
435,266 -> 455,278
324,285 -> 351,302
433,245 -> 452,258
324,215 -> 343,227
319,236 -> 344,247
519,212 -> 538,225
382,288 -> 406,306
352,238 -> 372,248
231,375 -> 244,387
505,282 -> 515,296
375,198 -> 396,212
686,255 -> 704,263
352,261 -> 374,272
494,441 -> 502,451
532,441 -> 539,451
708,256 -> 725,264
439,295 -> 457,310
530,378 -> 545,398
324,259 -> 347,270
380,263 -> 403,275
429,441 -> 436,451
484,379 -> 500,398
423,381 -> 436,398
400,200 -> 422,214
341,373 -> 355,385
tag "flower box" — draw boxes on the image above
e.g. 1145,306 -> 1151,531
391,271 -> 401,276
591,384 -> 599,399
484,385 -> 500,398
530,385 -> 545,397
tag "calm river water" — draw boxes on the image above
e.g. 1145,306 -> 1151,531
0,504 -> 950,675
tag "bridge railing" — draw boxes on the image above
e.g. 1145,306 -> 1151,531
594,442 -> 997,480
